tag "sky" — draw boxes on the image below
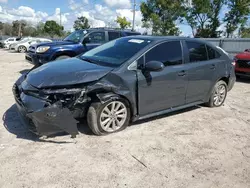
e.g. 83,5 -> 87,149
0,0 -> 229,36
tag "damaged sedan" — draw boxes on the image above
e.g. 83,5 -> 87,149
13,36 -> 236,137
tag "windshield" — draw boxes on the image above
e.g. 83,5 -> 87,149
80,37 -> 152,67
63,30 -> 89,43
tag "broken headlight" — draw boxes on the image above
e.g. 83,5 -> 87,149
42,88 -> 86,106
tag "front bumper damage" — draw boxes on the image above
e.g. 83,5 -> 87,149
12,77 -> 89,137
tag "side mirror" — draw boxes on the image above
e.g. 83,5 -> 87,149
83,37 -> 90,44
144,61 -> 164,72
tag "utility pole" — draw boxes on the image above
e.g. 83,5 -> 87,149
132,0 -> 136,31
60,11 -> 62,26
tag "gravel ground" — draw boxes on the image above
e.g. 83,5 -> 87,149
0,49 -> 249,188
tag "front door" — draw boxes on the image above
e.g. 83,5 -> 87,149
137,40 -> 188,116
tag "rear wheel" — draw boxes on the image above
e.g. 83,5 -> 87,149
87,99 -> 130,135
18,46 -> 27,53
206,80 -> 227,107
55,55 -> 71,60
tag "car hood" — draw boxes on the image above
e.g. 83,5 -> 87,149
235,52 -> 250,60
35,40 -> 76,48
26,57 -> 113,88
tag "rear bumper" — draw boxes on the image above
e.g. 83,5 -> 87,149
25,52 -> 51,66
228,75 -> 236,91
235,67 -> 250,78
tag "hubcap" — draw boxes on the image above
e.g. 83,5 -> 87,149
19,46 -> 26,53
99,101 -> 127,132
213,84 -> 226,106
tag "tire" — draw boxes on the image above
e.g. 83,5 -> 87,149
55,55 -> 71,60
87,98 -> 131,135
206,80 -> 228,107
18,45 -> 27,53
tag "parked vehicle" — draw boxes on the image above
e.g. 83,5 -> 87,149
0,35 -> 11,48
9,37 -> 33,51
13,36 -> 236,137
25,28 -> 141,66
3,37 -> 22,49
13,38 -> 52,53
234,49 -> 250,78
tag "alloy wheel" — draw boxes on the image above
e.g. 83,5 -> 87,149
213,84 -> 226,106
99,101 -> 127,132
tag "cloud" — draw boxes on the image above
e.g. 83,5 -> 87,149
0,0 -> 8,3
104,0 -> 131,9
0,6 -> 48,24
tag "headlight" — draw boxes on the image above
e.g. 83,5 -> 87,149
36,46 -> 50,53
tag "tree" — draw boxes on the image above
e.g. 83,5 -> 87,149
3,23 -> 12,36
140,0 -> 185,36
241,27 -> 250,38
73,16 -> 90,30
44,20 -> 64,37
12,20 -> 27,36
116,16 -> 131,29
224,0 -> 250,38
185,0 -> 224,38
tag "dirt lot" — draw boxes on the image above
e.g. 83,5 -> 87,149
0,49 -> 249,188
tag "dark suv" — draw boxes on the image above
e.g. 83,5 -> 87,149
14,36 -> 236,137
25,28 -> 141,66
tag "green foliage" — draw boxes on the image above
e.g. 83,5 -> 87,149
241,27 -> 250,38
73,16 -> 90,30
12,20 -> 27,36
224,0 -> 250,38
140,0 -> 185,36
44,20 -> 64,37
116,16 -> 131,29
185,0 -> 224,38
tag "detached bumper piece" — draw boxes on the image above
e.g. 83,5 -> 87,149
27,105 -> 78,138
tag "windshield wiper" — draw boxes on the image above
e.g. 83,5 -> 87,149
80,57 -> 99,64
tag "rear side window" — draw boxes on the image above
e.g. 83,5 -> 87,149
206,45 -> 221,60
124,32 -> 140,36
145,41 -> 183,66
9,39 -> 14,41
108,31 -> 120,41
186,41 -> 208,62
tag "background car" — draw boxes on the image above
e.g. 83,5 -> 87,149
9,37 -> 33,51
234,49 -> 250,78
14,38 -> 52,53
25,28 -> 141,66
3,37 -> 22,49
0,35 -> 11,48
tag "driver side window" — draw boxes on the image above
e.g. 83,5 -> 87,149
88,32 -> 105,43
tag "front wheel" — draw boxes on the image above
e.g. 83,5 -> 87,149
206,80 -> 228,107
55,55 -> 71,60
87,99 -> 131,135
18,45 -> 27,53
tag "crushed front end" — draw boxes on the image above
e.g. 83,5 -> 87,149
12,76 -> 89,138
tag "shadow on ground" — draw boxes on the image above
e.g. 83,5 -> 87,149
236,77 -> 250,84
132,106 -> 200,126
3,104 -> 201,142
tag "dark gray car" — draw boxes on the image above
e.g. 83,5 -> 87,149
13,36 -> 236,137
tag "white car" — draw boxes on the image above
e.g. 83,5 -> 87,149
9,37 -> 33,51
14,38 -> 52,53
3,37 -> 21,49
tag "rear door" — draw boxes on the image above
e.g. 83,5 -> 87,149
183,40 -> 220,103
137,40 -> 188,115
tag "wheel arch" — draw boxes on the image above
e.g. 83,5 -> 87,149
52,50 -> 76,60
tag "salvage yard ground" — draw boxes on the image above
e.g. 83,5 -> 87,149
0,49 -> 250,188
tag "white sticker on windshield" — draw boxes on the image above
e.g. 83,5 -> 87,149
128,39 -> 145,44
83,30 -> 87,34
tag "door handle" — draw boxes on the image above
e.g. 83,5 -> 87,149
178,70 -> 186,76
210,64 -> 216,70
